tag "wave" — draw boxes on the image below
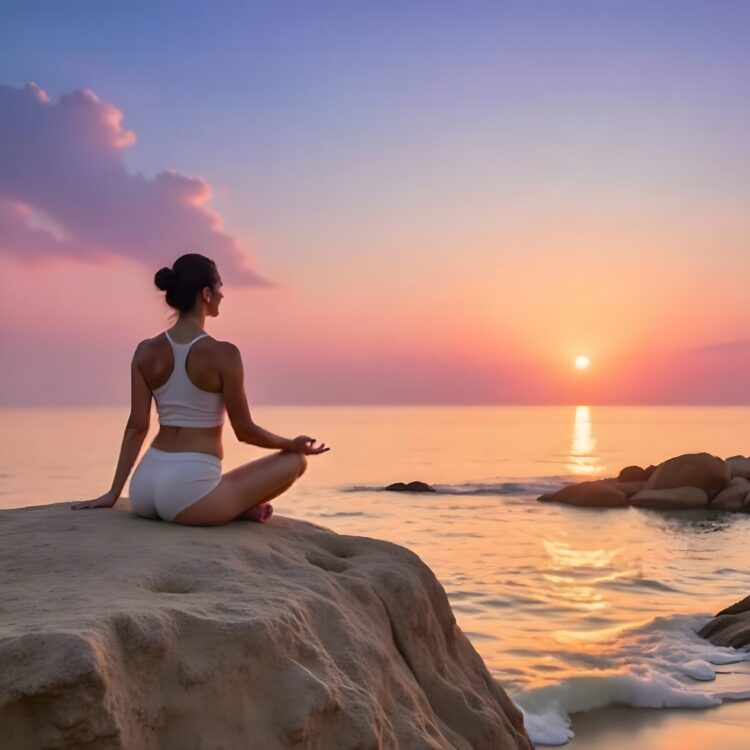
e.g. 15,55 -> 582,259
511,613 -> 750,746
340,477 -> 568,497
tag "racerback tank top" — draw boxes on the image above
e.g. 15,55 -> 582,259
152,331 -> 225,428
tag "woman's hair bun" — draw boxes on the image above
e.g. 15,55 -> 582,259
154,266 -> 176,291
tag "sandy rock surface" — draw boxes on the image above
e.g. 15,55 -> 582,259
0,502 -> 531,750
700,595 -> 750,649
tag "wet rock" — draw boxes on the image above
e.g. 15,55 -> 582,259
538,480 -> 629,508
699,594 -> 750,649
645,453 -> 729,495
710,477 -> 750,512
630,486 -> 709,510
385,481 -> 436,493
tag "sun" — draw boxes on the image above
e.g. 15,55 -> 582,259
574,355 -> 590,370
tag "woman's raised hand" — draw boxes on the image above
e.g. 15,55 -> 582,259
290,435 -> 330,455
71,492 -> 117,510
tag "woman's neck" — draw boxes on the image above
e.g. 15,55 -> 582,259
173,311 -> 207,335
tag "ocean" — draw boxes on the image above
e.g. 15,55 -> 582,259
3,404 -> 750,745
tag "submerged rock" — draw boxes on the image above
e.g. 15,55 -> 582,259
385,481 -> 436,493
699,594 -> 750,649
646,452 -> 729,495
0,502 -> 531,750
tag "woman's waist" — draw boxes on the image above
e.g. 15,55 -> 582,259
150,426 -> 223,460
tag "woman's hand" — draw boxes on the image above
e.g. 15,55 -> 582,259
71,491 -> 117,510
290,435 -> 330,455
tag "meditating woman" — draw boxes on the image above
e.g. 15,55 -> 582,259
71,253 -> 329,524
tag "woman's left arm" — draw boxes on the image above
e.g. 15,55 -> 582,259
72,344 -> 152,510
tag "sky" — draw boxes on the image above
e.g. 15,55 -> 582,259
2,0 -> 750,405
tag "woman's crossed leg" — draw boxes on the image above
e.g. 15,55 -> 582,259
172,450 -> 308,526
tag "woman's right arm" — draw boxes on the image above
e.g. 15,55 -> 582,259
221,343 -> 295,451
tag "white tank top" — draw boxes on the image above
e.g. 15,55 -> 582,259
153,331 -> 225,428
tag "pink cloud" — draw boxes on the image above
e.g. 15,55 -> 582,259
0,82 -> 270,285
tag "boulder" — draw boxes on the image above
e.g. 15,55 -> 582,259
630,486 -> 709,510
0,502 -> 532,750
699,594 -> 750,649
645,453 -> 729,494
385,481 -> 435,493
617,465 -> 649,482
610,480 -> 647,498
726,455 -> 750,480
538,480 -> 629,508
711,477 -> 750,512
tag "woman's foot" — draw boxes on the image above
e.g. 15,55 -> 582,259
240,503 -> 273,523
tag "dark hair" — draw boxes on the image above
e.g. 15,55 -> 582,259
154,253 -> 219,312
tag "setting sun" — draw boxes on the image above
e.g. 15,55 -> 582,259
575,355 -> 590,370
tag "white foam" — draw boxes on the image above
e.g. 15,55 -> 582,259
511,613 -> 750,746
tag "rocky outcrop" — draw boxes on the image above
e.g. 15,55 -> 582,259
699,595 -> 750,649
539,453 -> 750,512
0,502 -> 531,750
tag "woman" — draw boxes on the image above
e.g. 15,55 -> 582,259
71,253 -> 329,524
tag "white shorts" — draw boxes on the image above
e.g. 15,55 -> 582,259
128,447 -> 222,522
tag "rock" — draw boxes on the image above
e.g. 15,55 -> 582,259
617,465 -> 649,482
610,480 -> 647,499
711,477 -> 750,512
699,594 -> 750,649
538,480 -> 629,508
385,481 -> 436,493
726,455 -> 750,480
644,464 -> 658,479
630,486 -> 709,510
0,502 -> 531,750
646,453 -> 729,494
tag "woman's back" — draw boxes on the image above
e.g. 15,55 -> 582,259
141,330 -> 227,459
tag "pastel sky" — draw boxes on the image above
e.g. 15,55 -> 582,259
2,0 -> 750,405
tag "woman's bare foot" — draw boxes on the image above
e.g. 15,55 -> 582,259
239,503 -> 273,523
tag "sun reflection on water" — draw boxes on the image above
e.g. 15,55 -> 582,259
569,405 -> 604,476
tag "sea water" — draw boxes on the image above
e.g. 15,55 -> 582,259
3,405 -> 750,745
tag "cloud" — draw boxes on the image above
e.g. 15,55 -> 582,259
0,82 -> 270,285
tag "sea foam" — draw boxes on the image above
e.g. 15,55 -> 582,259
511,613 -> 750,746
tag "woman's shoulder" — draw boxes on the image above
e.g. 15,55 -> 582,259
133,333 -> 234,357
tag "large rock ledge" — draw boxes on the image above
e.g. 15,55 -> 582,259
0,502 -> 532,750
699,594 -> 750,649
